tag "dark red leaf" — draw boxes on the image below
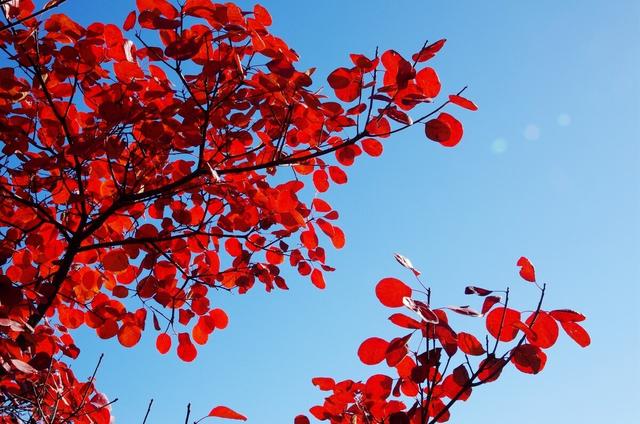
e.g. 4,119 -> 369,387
465,286 -> 493,296
294,416 -> 310,424
511,344 -> 547,374
481,295 -> 502,314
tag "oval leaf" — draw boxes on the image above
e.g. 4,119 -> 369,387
375,278 -> 412,308
358,337 -> 389,365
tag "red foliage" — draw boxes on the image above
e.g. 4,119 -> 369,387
1,2 -> 584,424
301,256 -> 590,423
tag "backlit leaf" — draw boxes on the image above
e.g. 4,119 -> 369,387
208,406 -> 247,421
517,256 -> 536,282
358,337 -> 389,365
375,278 -> 412,307
560,321 -> 591,347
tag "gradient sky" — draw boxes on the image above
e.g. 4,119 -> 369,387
57,0 -> 640,422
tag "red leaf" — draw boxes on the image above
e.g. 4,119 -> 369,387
385,335 -> 410,366
294,416 -> 310,424
366,117 -> 391,138
350,53 -> 378,72
123,11 -> 136,31
517,256 -> 536,282
511,344 -> 547,374
358,337 -> 389,365
512,320 -> 538,342
457,332 -> 485,356
442,365 -> 471,401
210,308 -> 229,329
365,374 -> 393,399
449,94 -> 478,111
430,112 -> 463,147
331,227 -> 345,249
309,406 -> 328,421
327,67 -> 361,102
477,355 -> 507,383
412,39 -> 447,62
103,249 -> 129,272
177,333 -> 197,362
253,4 -> 272,26
388,313 -> 422,329
485,307 -> 521,342
136,0 -> 178,19
311,377 -> 335,391
362,138 -> 383,157
208,406 -> 247,421
386,107 -> 412,125
117,324 -> 141,347
328,166 -> 347,184
481,295 -> 502,314
549,309 -> 586,323
156,333 -> 171,354
560,321 -> 591,347
425,118 -> 450,143
375,278 -> 412,307
525,311 -> 559,349
381,50 -> 414,89
415,67 -> 441,98
312,170 -> 329,192
310,269 -> 326,289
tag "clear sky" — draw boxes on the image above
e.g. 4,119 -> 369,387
59,0 -> 639,422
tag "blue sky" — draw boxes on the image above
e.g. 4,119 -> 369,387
60,0 -> 640,422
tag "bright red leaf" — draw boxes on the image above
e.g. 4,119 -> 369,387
358,337 -> 389,365
560,321 -> 591,347
448,94 -> 478,111
549,309 -> 586,322
156,333 -> 171,354
517,256 -> 536,282
525,311 -> 559,349
375,278 -> 412,307
208,406 -> 247,421
177,333 -> 197,362
486,307 -> 521,342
